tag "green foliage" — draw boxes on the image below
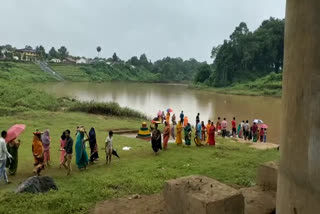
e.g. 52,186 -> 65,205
58,46 -> 68,60
200,17 -> 284,88
0,61 -> 56,82
35,45 -> 46,60
69,101 -> 147,119
48,47 -> 58,59
0,79 -> 60,115
193,64 -> 212,84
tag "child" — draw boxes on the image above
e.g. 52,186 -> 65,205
260,127 -> 264,142
105,130 -> 113,164
263,128 -> 267,143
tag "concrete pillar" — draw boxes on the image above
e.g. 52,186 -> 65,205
277,0 -> 320,213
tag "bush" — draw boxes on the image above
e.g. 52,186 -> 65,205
68,101 -> 147,119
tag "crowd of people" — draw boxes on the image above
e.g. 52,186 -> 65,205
0,126 -> 115,184
150,110 -> 268,155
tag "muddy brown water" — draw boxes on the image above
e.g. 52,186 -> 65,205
39,82 -> 281,143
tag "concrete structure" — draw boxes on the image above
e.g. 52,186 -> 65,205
16,48 -> 37,61
277,1 -> 320,213
50,58 -> 61,63
164,175 -> 244,214
257,161 -> 278,191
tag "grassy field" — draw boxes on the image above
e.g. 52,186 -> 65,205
0,110 -> 279,214
191,72 -> 282,97
0,61 -> 56,82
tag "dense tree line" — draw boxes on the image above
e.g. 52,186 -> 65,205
194,17 -> 285,87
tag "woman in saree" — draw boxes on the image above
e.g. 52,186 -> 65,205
89,127 -> 99,163
201,121 -> 206,142
166,112 -> 170,125
41,129 -> 51,166
151,123 -> 162,155
59,131 -> 67,168
175,121 -> 183,145
208,122 -> 216,146
75,128 -> 89,170
184,123 -> 192,146
206,120 -> 211,144
237,124 -> 242,138
194,122 -> 202,146
161,111 -> 165,124
163,121 -> 170,150
6,138 -> 20,175
32,130 -> 44,175
171,114 -> 177,140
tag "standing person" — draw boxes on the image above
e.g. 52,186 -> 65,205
237,124 -> 242,138
184,116 -> 188,127
252,122 -> 258,142
105,130 -> 113,164
197,122 -> 202,140
216,117 -> 222,135
260,127 -> 265,142
180,111 -> 184,123
59,132 -> 67,169
196,113 -> 200,125
208,122 -> 216,146
175,121 -> 183,145
161,111 -> 165,124
231,117 -> 237,138
62,130 -> 73,175
263,128 -> 267,143
242,121 -> 246,139
172,113 -> 176,125
151,124 -> 162,154
41,129 -> 51,166
32,130 -> 44,176
201,121 -> 206,142
166,112 -> 170,125
89,127 -> 99,163
6,138 -> 20,175
75,128 -> 89,170
163,121 -> 170,150
244,120 -> 250,141
184,123 -> 192,146
221,118 -> 227,138
206,120 -> 211,144
194,123 -> 202,146
0,131 -> 12,184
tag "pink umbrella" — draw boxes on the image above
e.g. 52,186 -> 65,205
167,108 -> 173,113
5,124 -> 26,142
259,124 -> 268,129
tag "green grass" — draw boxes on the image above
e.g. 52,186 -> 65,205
191,72 -> 282,97
49,64 -> 91,82
0,111 -> 279,214
0,61 -> 56,82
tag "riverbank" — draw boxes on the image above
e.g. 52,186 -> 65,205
0,110 -> 279,214
190,72 -> 282,97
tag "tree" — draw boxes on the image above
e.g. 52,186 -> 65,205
48,47 -> 58,59
112,52 -> 119,62
96,46 -> 101,57
25,45 -> 33,50
194,64 -> 212,83
58,46 -> 68,60
35,45 -> 46,60
210,45 -> 221,59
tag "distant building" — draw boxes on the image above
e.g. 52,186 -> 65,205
76,57 -> 88,64
50,58 -> 61,63
16,48 -> 37,61
63,57 -> 77,64
13,56 -> 19,60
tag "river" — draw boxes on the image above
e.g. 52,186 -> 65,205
39,82 -> 281,143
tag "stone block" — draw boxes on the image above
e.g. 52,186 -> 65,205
164,175 -> 244,214
257,161 -> 278,191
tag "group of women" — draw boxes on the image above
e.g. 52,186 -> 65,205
151,111 -> 217,154
5,127 -> 100,177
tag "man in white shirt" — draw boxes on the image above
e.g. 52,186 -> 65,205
105,130 -> 113,165
0,131 -> 12,184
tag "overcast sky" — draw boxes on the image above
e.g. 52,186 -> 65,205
0,0 -> 285,62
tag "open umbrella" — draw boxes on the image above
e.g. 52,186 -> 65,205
5,124 -> 26,142
167,108 -> 173,113
259,124 -> 268,129
253,119 -> 264,124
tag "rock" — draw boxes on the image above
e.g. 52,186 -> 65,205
257,161 -> 278,191
164,175 -> 244,214
15,176 -> 58,193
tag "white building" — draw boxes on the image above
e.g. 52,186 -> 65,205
76,58 -> 88,64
